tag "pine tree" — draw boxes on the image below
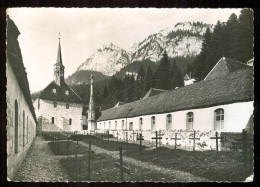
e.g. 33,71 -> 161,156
136,64 -> 145,98
155,51 -> 172,90
144,64 -> 153,92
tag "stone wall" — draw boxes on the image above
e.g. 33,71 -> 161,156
33,98 -> 83,131
95,129 -> 249,151
6,61 -> 37,180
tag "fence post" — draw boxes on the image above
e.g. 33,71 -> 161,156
88,140 -> 91,180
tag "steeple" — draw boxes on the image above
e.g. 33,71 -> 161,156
53,33 -> 65,86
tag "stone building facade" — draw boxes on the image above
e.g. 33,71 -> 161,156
6,16 -> 37,179
33,36 -> 83,132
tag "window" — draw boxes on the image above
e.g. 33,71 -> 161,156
166,114 -> 172,130
151,116 -> 155,130
186,112 -> 194,130
115,121 -> 117,130
65,90 -> 69,95
69,118 -> 72,125
129,122 -> 133,131
52,117 -> 54,124
122,120 -> 124,130
109,122 -> 111,129
14,100 -> 18,153
27,116 -> 28,144
66,103 -> 69,109
23,111 -> 25,148
52,88 -> 56,93
214,109 -> 224,130
139,118 -> 143,130
54,102 -> 57,108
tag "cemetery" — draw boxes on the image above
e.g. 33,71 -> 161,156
19,129 -> 252,182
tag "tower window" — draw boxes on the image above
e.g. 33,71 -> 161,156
54,102 -> 57,108
57,71 -> 59,75
69,118 -> 72,125
66,103 -> 69,109
52,89 -> 56,93
52,117 -> 55,124
65,90 -> 69,95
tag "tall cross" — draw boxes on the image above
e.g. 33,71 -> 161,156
210,131 -> 224,154
115,146 -> 131,181
170,133 -> 181,150
137,132 -> 144,155
189,131 -> 200,151
131,131 -> 137,142
152,131 -> 162,154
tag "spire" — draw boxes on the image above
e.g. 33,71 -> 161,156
53,33 -> 65,86
56,32 -> 63,66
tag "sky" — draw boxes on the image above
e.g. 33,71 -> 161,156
7,8 -> 242,92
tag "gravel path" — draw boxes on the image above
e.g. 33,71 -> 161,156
14,136 -> 69,182
78,141 -> 208,182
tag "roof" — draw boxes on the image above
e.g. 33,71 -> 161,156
97,67 -> 253,122
204,57 -> 251,81
6,16 -> 38,124
39,81 -> 83,103
142,88 -> 168,100
184,73 -> 191,80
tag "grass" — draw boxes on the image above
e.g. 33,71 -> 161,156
60,153 -> 184,182
123,146 -> 254,181
83,138 -> 148,151
85,137 -> 253,181
48,141 -> 90,155
42,132 -> 68,141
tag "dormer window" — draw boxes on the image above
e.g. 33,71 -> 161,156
65,90 -> 69,95
52,88 -> 56,93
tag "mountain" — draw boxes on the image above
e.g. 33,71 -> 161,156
129,21 -> 213,62
66,70 -> 109,86
72,21 -> 212,83
77,43 -> 131,76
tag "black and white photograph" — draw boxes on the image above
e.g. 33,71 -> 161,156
6,8 -> 254,182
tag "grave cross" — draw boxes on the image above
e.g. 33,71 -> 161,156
125,131 -> 128,148
137,132 -> 144,155
131,131 -> 137,142
152,131 -> 162,154
210,132 -> 224,154
233,129 -> 253,175
66,133 -> 70,157
107,130 -> 110,143
189,131 -> 200,151
115,146 -> 131,181
170,133 -> 181,150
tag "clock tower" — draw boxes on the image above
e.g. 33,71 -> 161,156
53,33 -> 65,86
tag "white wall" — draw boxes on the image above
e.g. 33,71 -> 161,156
6,61 -> 37,180
97,101 -> 253,132
33,98 -> 83,131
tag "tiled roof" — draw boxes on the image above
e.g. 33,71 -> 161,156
6,16 -> 37,124
204,57 -> 251,81
39,81 -> 83,103
142,88 -> 168,100
97,67 -> 253,122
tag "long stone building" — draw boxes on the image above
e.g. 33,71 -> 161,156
97,57 -> 253,133
6,16 -> 38,180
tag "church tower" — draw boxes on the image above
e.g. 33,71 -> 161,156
87,73 -> 96,130
53,33 -> 65,86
